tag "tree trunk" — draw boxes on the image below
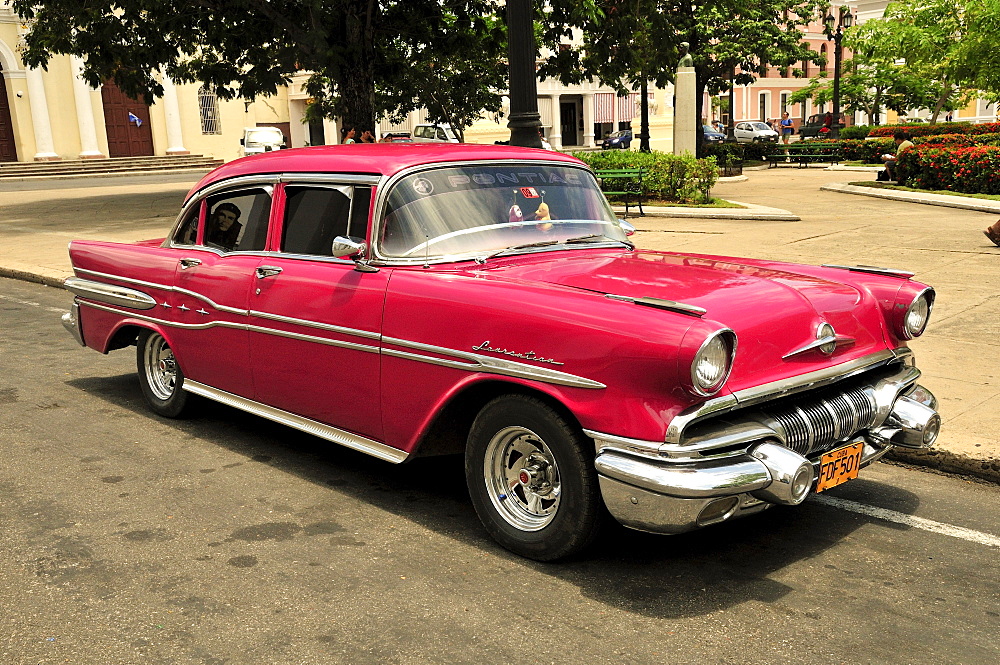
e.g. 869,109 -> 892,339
339,0 -> 377,136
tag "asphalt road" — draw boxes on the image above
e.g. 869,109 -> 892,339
2,277 -> 998,665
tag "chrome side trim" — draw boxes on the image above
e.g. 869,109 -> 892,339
279,173 -> 382,187
605,294 -> 707,317
245,324 -> 380,353
78,300 -> 243,331
182,174 -> 282,206
64,277 -> 158,310
585,429 -> 664,458
182,380 -> 408,463
821,264 -> 915,279
383,336 -> 606,389
665,349 -> 903,445
74,268 -> 247,316
248,310 -> 381,340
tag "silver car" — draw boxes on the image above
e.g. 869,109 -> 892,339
734,122 -> 779,143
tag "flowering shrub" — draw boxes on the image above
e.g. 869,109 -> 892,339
571,149 -> 719,203
899,144 -> 1000,194
868,122 -> 1000,138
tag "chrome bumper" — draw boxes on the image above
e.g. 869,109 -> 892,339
593,382 -> 940,535
61,301 -> 85,346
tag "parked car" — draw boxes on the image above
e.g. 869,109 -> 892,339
799,113 -> 848,138
703,124 -> 726,143
381,132 -> 413,143
412,123 -> 460,143
601,129 -> 632,150
240,126 -> 286,156
734,121 -> 779,143
61,144 -> 941,561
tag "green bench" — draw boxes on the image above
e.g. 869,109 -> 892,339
765,143 -> 842,168
595,168 -> 646,217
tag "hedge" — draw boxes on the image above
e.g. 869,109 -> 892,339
799,132 -> 1000,163
571,150 -> 718,204
868,122 -> 1000,138
897,144 -> 1000,194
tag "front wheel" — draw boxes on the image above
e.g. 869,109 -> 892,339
465,395 -> 605,561
136,329 -> 189,418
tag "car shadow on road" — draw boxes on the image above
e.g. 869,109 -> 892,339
68,372 -> 925,620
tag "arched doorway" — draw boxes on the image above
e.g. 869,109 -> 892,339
0,64 -> 17,162
101,80 -> 154,157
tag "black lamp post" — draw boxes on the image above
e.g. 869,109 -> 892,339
506,0 -> 542,148
824,6 -> 854,140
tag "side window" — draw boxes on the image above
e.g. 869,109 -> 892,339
350,186 -> 372,238
282,186 -> 352,256
173,203 -> 201,246
204,189 -> 271,252
436,128 -> 447,140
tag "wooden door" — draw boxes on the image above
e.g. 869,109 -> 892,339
101,81 -> 154,157
0,68 -> 17,162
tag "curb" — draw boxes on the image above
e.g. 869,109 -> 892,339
614,201 -> 800,221
0,266 -> 66,289
888,447 -> 1000,485
822,182 -> 1000,214
0,167 -> 216,183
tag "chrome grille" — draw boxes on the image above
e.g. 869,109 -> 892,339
761,386 -> 877,456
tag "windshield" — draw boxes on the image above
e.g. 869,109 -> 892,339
245,129 -> 282,144
751,123 -> 772,130
378,164 -> 624,260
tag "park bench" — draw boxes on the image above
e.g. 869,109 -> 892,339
595,168 -> 646,216
765,143 -> 842,168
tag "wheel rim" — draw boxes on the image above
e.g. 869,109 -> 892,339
483,426 -> 561,532
143,333 -> 178,401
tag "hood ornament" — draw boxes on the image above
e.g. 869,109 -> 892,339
782,322 -> 855,360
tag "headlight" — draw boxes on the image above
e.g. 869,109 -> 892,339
899,288 -> 935,339
690,329 -> 737,396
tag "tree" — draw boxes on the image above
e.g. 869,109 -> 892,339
10,0 -> 507,138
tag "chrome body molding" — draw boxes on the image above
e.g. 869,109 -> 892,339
75,268 -> 247,316
64,276 -> 158,310
382,336 -> 606,389
61,302 -> 85,346
182,380 -> 409,464
249,309 -> 380,340
278,172 -> 382,187
821,264 -> 915,279
182,174 -> 281,206
605,294 -> 707,317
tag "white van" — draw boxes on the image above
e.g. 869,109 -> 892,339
412,124 -> 460,143
240,127 -> 286,156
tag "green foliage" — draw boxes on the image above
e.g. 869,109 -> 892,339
10,0 -> 507,136
572,150 -> 719,204
702,142 -> 744,166
899,145 -> 1000,194
839,125 -> 872,140
868,122 -> 1000,138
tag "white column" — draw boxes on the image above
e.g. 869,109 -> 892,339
161,74 -> 189,155
70,57 -> 105,159
582,93 -> 595,148
25,66 -> 59,161
548,94 -> 562,150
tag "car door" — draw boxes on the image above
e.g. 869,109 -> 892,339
166,184 -> 274,398
734,123 -> 750,143
248,179 -> 389,441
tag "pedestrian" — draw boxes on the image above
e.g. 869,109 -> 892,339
984,219 -> 1000,246
341,127 -> 356,144
880,131 -> 914,182
360,130 -> 376,143
779,111 -> 794,145
946,112 -> 954,123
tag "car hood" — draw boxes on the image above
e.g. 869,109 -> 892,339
475,249 -> 889,392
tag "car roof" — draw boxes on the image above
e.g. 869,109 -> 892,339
187,144 -> 584,201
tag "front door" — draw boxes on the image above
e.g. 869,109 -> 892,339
0,67 -> 17,162
101,81 -> 154,157
560,102 -> 578,147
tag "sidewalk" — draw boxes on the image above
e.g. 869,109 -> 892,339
1,169 -> 998,484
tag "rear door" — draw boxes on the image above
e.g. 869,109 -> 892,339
247,179 -> 389,441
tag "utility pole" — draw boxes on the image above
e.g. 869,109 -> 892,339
506,0 -> 542,148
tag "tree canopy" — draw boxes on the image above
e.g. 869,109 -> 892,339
10,0 -> 508,137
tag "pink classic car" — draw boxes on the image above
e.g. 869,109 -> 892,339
61,144 -> 940,560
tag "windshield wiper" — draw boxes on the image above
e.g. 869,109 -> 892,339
477,239 -> 561,263
564,233 -> 635,250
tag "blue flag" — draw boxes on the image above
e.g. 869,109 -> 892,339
128,112 -> 142,127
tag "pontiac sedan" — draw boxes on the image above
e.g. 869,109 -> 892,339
61,144 -> 940,560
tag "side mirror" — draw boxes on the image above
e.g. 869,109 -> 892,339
331,236 -> 367,259
619,219 -> 636,236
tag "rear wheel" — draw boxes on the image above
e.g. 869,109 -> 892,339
465,395 -> 604,561
136,329 -> 189,418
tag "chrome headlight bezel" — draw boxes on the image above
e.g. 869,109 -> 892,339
689,328 -> 738,397
898,287 -> 935,339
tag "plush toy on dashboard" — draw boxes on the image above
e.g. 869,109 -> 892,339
534,201 -> 553,231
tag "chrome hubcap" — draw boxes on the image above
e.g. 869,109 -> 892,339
484,426 -> 561,531
144,334 -> 177,401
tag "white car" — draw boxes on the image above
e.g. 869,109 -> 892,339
240,127 -> 286,155
734,122 -> 779,143
412,124 -> 460,143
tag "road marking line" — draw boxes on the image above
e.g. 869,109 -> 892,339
0,293 -> 66,314
813,494 -> 1000,548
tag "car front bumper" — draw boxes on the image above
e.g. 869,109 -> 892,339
589,377 -> 940,534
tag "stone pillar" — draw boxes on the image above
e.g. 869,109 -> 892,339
548,94 -> 562,150
70,57 -> 105,159
673,66 -> 697,156
582,92 -> 595,148
25,66 -> 59,161
161,74 -> 190,155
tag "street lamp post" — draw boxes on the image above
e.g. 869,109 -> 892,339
824,6 -> 854,140
506,0 -> 542,148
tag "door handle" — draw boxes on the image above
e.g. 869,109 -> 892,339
179,257 -> 202,269
255,266 -> 283,279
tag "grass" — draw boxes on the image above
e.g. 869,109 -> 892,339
607,196 -> 745,208
847,181 -> 1000,202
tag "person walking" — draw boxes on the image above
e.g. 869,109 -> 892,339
780,112 -> 794,145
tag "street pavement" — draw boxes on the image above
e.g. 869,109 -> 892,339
1,167 -> 998,484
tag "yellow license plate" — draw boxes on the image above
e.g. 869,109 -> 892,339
816,442 -> 864,492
